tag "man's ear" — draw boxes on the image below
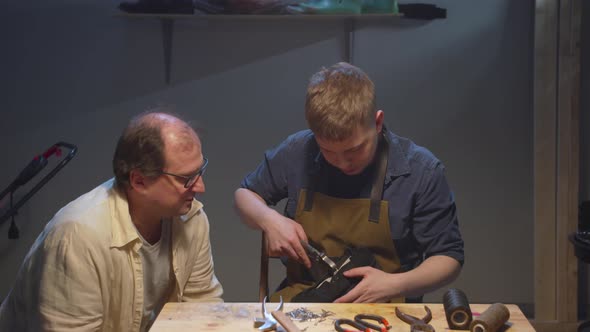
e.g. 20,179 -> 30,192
129,169 -> 147,192
375,110 -> 384,133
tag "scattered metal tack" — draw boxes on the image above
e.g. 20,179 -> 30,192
286,307 -> 335,322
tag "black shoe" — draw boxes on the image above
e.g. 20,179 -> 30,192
398,3 -> 446,20
119,0 -> 195,14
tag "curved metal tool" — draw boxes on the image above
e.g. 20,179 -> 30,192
254,296 -> 284,331
334,318 -> 370,332
354,313 -> 392,332
395,306 -> 435,332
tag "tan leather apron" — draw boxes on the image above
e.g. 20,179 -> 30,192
271,134 -> 403,302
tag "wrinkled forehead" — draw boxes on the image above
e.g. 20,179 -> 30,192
161,124 -> 203,172
164,143 -> 203,176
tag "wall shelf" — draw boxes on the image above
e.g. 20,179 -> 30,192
117,12 -> 404,20
117,10 -> 437,83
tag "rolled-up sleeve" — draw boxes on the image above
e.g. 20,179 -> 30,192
412,163 -> 464,266
240,138 -> 293,206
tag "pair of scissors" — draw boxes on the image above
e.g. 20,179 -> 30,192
334,314 -> 391,332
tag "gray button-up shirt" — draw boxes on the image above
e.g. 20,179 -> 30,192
241,129 -> 464,271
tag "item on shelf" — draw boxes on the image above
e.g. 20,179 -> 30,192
398,3 -> 445,19
194,0 -> 299,14
287,0 -> 362,15
361,0 -> 398,14
118,0 -> 195,14
193,0 -> 225,14
287,0 -> 398,15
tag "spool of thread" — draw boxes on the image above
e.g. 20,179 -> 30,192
469,303 -> 510,332
443,288 -> 472,329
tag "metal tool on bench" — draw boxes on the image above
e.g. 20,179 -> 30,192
355,314 -> 392,332
254,296 -> 284,331
335,318 -> 370,332
334,313 -> 391,332
395,306 -> 435,332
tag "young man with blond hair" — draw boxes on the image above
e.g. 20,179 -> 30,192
235,62 -> 463,303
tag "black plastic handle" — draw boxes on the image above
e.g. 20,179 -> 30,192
0,142 -> 78,227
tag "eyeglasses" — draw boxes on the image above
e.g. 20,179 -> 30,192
160,158 -> 208,188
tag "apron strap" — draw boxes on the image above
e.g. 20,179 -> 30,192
303,158 -> 319,212
368,133 -> 389,222
303,149 -> 323,212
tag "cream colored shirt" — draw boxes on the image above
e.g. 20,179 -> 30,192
0,179 -> 223,332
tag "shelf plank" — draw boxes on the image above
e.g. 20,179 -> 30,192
115,12 -> 403,20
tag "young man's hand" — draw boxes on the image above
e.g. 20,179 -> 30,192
334,255 -> 461,303
263,215 -> 311,269
334,267 -> 401,303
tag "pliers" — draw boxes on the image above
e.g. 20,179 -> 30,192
335,314 -> 391,332
395,306 -> 435,332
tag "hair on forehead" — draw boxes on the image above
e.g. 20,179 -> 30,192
305,62 -> 376,141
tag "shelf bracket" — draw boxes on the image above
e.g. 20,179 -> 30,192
344,18 -> 355,64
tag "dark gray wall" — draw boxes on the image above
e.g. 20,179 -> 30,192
0,0 -> 535,305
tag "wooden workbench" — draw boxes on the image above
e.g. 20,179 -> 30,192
151,302 -> 536,331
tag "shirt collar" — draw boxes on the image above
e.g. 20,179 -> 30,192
107,179 -> 203,248
108,180 -> 138,248
308,126 -> 412,180
384,129 -> 411,178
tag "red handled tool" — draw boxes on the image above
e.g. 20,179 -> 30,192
335,318 -> 370,332
0,142 -> 77,238
335,314 -> 391,332
354,314 -> 391,332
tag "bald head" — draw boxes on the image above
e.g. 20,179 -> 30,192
112,111 -> 200,191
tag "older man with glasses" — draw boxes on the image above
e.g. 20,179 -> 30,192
0,111 -> 223,332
